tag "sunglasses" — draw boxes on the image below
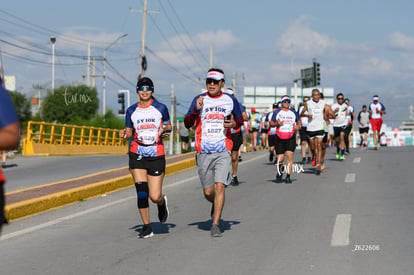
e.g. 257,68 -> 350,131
282,99 -> 291,103
137,86 -> 153,91
206,78 -> 220,85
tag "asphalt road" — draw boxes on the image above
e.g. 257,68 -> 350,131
1,146 -> 413,274
2,154 -> 128,192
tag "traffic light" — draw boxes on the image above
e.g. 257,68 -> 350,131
313,62 -> 321,86
118,92 -> 125,115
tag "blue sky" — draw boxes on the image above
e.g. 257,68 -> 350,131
1,0 -> 414,126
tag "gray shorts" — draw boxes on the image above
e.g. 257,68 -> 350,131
196,151 -> 232,189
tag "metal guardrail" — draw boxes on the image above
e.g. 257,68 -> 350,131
23,121 -> 126,155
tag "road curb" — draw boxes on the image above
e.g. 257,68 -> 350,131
5,157 -> 196,222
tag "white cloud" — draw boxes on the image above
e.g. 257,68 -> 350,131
387,32 -> 414,50
359,57 -> 393,75
158,29 -> 241,52
60,27 -> 128,52
276,15 -> 336,58
153,29 -> 242,71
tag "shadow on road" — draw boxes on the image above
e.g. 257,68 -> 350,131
188,219 -> 240,232
129,223 -> 176,236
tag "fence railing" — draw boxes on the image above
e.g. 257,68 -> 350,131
23,121 -> 127,155
25,121 -> 125,146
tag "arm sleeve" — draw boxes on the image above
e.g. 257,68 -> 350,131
184,96 -> 201,128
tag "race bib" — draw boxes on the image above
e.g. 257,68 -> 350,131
279,122 -> 293,133
205,122 -> 225,138
138,131 -> 158,145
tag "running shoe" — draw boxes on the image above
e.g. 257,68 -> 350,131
336,153 -> 340,159
275,173 -> 283,183
311,156 -> 316,166
340,154 -> 345,160
238,156 -> 242,162
138,224 -> 154,239
210,224 -> 222,237
157,195 -> 169,223
285,176 -> 292,184
316,164 -> 322,175
231,176 -> 239,186
301,157 -> 306,165
269,152 -> 274,162
321,163 -> 325,170
307,157 -> 312,164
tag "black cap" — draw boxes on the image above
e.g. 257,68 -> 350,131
137,77 -> 154,91
272,103 -> 278,109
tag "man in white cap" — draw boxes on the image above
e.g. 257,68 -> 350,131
369,95 -> 386,150
184,68 -> 244,237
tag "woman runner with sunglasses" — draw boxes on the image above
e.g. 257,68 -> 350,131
119,77 -> 171,239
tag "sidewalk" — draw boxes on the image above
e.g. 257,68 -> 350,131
5,152 -> 196,222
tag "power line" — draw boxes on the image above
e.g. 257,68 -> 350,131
157,0 -> 206,71
146,9 -> 201,81
165,0 -> 209,66
145,46 -> 200,86
1,50 -> 86,66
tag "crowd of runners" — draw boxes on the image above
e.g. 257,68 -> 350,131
119,68 -> 386,238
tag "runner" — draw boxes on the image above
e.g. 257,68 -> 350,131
320,93 -> 331,171
119,77 -> 171,239
184,68 -> 243,237
260,111 -> 269,149
357,105 -> 370,147
225,88 -> 249,186
344,98 -> 355,154
369,95 -> 386,150
270,95 -> 301,183
298,96 -> 312,164
248,107 -> 261,151
331,93 -> 349,160
300,89 -> 328,174
266,103 -> 279,163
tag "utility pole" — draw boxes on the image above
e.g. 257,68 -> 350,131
209,46 -> 213,68
87,43 -> 91,86
50,36 -> 56,92
169,84 -> 176,155
32,84 -> 45,115
130,1 -> 159,80
103,34 -> 128,115
231,72 -> 245,93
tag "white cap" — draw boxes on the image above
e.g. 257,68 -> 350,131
206,71 -> 225,81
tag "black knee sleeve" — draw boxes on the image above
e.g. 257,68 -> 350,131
135,182 -> 149,209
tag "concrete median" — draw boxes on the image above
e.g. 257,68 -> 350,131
5,155 -> 196,222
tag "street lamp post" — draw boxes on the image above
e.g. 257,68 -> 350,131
102,33 -> 128,115
50,36 -> 56,91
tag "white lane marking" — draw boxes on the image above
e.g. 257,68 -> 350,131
345,173 -> 356,183
2,153 -> 267,241
331,214 -> 352,247
353,157 -> 361,163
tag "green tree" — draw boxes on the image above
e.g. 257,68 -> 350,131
8,90 -> 32,122
41,85 -> 99,123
